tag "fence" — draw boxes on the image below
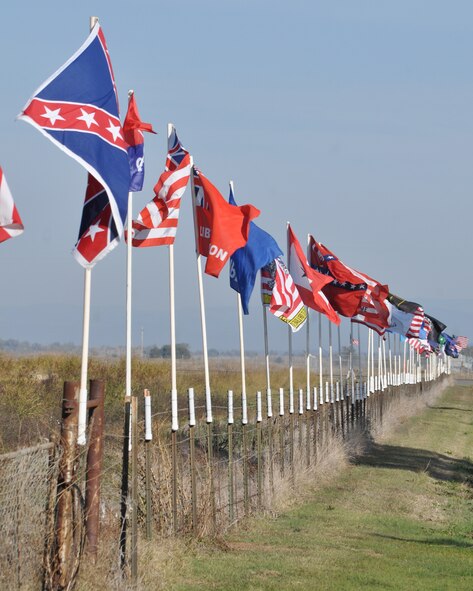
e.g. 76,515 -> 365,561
0,442 -> 58,591
0,355 -> 449,589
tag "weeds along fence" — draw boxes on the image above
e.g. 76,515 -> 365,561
0,442 -> 59,591
0,360 -> 449,590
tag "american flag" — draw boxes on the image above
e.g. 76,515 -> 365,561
0,166 -> 24,243
405,306 -> 424,339
454,336 -> 469,350
131,126 -> 191,247
408,337 -> 431,355
351,338 -> 359,346
261,257 -> 307,332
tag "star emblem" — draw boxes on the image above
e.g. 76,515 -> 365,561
84,223 -> 105,242
77,108 -> 98,129
106,119 -> 123,142
41,106 -> 65,125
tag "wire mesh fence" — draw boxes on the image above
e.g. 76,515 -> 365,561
0,442 -> 59,591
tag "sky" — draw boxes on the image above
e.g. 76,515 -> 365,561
1,1 -> 472,353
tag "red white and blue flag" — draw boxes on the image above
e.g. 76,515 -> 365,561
261,257 -> 307,332
73,174 -> 118,266
18,23 -> 130,251
131,126 -> 191,247
122,91 -> 155,192
0,166 -> 24,243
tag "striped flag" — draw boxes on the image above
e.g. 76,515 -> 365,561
453,336 -> 468,350
0,166 -> 24,243
131,126 -> 191,247
261,257 -> 307,332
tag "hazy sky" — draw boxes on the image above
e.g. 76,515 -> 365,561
1,1 -> 472,352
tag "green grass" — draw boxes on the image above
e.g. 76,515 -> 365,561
161,383 -> 473,591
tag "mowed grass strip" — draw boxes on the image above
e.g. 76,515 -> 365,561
163,384 -> 473,591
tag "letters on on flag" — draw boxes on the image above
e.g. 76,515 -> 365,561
288,225 -> 340,325
122,91 -> 155,192
19,23 -> 130,243
261,257 -> 307,332
0,166 -> 24,243
131,126 -> 191,247
193,168 -> 260,278
229,185 -> 282,314
73,174 -> 119,266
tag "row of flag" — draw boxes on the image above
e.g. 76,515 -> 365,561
1,21 -> 468,360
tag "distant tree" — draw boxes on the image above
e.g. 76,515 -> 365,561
176,343 -> 191,359
148,346 -> 162,358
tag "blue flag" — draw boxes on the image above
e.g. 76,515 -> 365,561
229,186 -> 282,314
19,23 -> 130,239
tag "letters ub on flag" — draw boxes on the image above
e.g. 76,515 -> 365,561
229,184 -> 282,314
193,168 -> 260,278
132,126 -> 191,247
261,257 -> 307,332
18,23 -> 130,248
122,91 -> 155,192
0,166 -> 24,243
288,225 -> 339,325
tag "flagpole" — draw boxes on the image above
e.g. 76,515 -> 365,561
366,326 -> 371,395
168,124 -> 178,432
329,318 -> 333,400
337,323 -> 343,397
262,304 -> 271,409
305,236 -> 311,402
318,312 -> 323,401
77,14 -> 99,446
357,324 -> 362,397
189,160 -> 212,423
78,266 -> 92,445
287,223 -> 294,408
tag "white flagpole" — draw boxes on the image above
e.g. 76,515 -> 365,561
329,318 -> 334,400
262,304 -> 271,415
169,124 -> 179,432
189,160 -> 212,423
78,267 -> 91,445
230,180 -> 249,421
318,312 -> 323,401
305,235 -> 311,403
366,327 -> 371,395
337,323 -> 343,398
77,14 -> 99,445
287,223 -> 294,406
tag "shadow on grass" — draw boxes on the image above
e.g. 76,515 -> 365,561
427,405 -> 473,412
354,438 -> 473,484
372,533 -> 473,548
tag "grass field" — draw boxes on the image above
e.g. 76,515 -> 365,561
155,382 -> 473,591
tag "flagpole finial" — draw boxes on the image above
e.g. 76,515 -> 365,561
128,89 -> 134,98
90,16 -> 99,29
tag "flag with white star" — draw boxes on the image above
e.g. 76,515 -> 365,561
18,22 -> 130,258
73,174 -> 119,266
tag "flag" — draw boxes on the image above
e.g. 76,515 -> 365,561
0,166 -> 24,243
351,280 -> 391,335
122,91 -> 155,192
408,337 -> 431,355
19,23 -> 130,244
453,335 -> 468,350
443,333 -> 459,358
351,338 -> 359,346
73,174 -> 119,266
229,185 -> 282,314
261,257 -> 307,332
131,126 -> 191,247
426,314 -> 447,344
193,168 -> 260,278
308,236 -> 370,317
386,294 -> 424,338
288,225 -> 339,325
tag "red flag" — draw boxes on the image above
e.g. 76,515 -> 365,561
308,236 -> 372,317
193,168 -> 260,278
351,281 -> 390,334
0,166 -> 24,243
287,225 -> 340,325
122,91 -> 156,192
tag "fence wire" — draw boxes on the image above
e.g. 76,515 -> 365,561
0,442 -> 58,591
